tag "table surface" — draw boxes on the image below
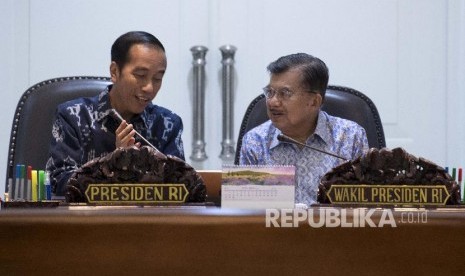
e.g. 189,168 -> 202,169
1,205 -> 465,275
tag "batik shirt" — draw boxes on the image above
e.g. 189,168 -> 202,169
46,85 -> 185,196
239,110 -> 369,206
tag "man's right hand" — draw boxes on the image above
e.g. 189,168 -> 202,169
115,120 -> 141,148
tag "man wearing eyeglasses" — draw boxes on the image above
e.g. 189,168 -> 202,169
239,53 -> 369,206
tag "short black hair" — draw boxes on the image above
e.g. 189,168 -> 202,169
267,53 -> 329,99
111,31 -> 165,69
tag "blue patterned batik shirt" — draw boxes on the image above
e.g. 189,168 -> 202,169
239,110 -> 369,205
46,85 -> 185,196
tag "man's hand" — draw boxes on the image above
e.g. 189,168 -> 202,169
115,120 -> 141,148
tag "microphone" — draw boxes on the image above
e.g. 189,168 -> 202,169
277,134 -> 347,161
108,109 -> 160,152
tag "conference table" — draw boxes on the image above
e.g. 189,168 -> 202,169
2,170 -> 465,275
1,204 -> 465,275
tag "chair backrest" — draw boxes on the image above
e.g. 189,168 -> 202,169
5,76 -> 111,190
234,85 -> 386,164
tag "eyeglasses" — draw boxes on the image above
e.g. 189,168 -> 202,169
262,87 -> 317,101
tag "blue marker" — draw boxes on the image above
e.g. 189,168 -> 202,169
45,172 -> 51,200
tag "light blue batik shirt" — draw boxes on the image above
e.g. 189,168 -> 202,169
239,110 -> 369,205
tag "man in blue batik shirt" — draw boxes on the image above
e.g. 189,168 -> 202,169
239,53 -> 369,206
46,31 -> 184,196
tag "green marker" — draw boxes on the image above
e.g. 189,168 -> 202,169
38,170 -> 45,201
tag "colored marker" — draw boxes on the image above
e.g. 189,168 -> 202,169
14,164 -> 21,200
38,170 -> 45,201
45,172 -> 51,200
31,170 -> 38,202
459,168 -> 463,202
452,168 -> 457,182
27,166 -> 32,201
20,164 -> 26,200
7,176 -> 11,194
445,166 -> 449,174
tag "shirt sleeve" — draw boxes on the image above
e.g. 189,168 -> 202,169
45,109 -> 83,196
239,132 -> 259,165
352,126 -> 369,159
161,114 -> 185,160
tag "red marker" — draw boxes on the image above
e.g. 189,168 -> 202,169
27,166 -> 32,201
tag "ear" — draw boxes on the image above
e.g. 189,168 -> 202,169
311,93 -> 323,108
317,93 -> 324,106
110,62 -> 120,83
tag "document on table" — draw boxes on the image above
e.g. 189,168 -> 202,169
221,165 -> 295,209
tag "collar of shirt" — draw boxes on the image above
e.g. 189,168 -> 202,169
269,110 -> 331,149
95,85 -> 150,129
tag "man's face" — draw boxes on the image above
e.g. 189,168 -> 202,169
265,68 -> 321,141
110,44 -> 167,120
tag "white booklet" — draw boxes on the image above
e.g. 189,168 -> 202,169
221,165 -> 295,209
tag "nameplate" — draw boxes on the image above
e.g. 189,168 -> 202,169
326,184 -> 450,206
85,184 -> 189,204
221,165 -> 295,209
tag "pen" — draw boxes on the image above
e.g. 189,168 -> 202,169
109,109 -> 161,152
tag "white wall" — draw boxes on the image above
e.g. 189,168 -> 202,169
1,0 -> 465,194
447,0 -> 465,168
